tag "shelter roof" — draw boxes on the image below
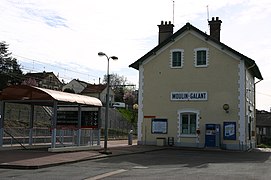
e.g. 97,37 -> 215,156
0,85 -> 102,107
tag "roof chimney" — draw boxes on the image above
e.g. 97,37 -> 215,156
158,21 -> 174,44
208,17 -> 222,41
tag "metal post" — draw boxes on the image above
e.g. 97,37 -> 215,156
97,107 -> 101,146
98,129 -> 101,146
51,101 -> 57,148
29,104 -> 34,146
0,101 -> 4,147
77,104 -> 82,146
102,72 -> 111,153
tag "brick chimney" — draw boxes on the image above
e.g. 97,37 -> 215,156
208,17 -> 222,41
158,21 -> 174,44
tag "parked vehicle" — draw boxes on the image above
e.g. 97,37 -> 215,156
112,102 -> 126,108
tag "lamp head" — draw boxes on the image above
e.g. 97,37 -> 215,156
110,56 -> 118,60
133,104 -> 138,110
98,52 -> 106,56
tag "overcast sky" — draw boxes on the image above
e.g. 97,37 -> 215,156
0,0 -> 270,111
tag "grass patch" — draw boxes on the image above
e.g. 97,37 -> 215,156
257,144 -> 271,148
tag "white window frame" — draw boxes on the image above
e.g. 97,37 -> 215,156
170,49 -> 184,68
194,48 -> 209,67
178,109 -> 199,137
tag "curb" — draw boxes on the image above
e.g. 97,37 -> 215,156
0,146 -> 166,170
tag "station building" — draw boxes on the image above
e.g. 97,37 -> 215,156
129,17 -> 263,150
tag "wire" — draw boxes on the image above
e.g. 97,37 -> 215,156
11,54 -> 100,83
257,92 -> 271,98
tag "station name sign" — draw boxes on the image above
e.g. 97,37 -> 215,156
171,91 -> 208,101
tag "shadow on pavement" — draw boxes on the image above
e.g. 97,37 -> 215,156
94,147 -> 271,168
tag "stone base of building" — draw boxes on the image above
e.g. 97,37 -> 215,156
138,140 -> 256,151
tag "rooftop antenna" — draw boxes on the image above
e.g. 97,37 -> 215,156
172,0 -> 175,24
207,5 -> 210,21
206,5 -> 210,33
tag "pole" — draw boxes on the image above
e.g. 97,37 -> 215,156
101,56 -> 112,154
98,52 -> 117,154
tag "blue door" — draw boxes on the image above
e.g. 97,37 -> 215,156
205,124 -> 216,147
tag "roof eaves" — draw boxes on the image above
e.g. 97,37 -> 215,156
129,22 -> 263,80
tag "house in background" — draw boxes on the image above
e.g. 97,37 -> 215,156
256,109 -> 271,145
81,84 -> 115,106
129,17 -> 263,151
23,71 -> 63,90
62,79 -> 89,94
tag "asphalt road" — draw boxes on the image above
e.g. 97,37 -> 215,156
0,149 -> 270,180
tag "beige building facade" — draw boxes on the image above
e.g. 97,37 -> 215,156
130,17 -> 263,150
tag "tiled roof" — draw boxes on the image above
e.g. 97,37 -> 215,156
25,71 -> 54,79
73,79 -> 89,86
81,84 -> 107,93
256,110 -> 271,126
25,71 -> 62,85
129,22 -> 263,80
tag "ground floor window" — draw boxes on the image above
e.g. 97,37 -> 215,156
181,113 -> 196,134
179,110 -> 199,135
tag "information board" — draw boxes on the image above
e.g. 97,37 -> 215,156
151,119 -> 168,134
57,111 -> 99,129
223,122 -> 236,140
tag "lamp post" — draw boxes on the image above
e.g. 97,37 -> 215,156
98,52 -> 118,154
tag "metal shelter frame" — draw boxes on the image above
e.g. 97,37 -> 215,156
0,85 -> 102,149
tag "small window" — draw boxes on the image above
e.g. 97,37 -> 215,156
194,48 -> 209,67
170,49 -> 184,68
49,76 -> 53,83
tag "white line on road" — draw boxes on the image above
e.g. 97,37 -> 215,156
132,166 -> 148,169
85,169 -> 127,180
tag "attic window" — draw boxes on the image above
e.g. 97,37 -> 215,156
49,76 -> 53,83
194,48 -> 209,67
170,49 -> 184,68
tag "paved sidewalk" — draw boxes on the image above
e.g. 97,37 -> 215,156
1,140 -> 270,170
0,140 -> 165,169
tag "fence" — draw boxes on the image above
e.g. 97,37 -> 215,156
3,127 -> 101,148
3,127 -> 133,148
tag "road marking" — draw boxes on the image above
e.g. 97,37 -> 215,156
85,169 -> 127,180
133,166 -> 148,169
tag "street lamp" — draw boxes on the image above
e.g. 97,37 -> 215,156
98,52 -> 118,154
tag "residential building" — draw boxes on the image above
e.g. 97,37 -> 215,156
23,71 -> 63,90
62,79 -> 89,94
81,84 -> 115,106
129,17 -> 263,150
256,109 -> 271,145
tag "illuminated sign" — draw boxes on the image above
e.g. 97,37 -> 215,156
171,91 -> 208,101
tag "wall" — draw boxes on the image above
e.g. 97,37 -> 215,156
139,31 -> 242,149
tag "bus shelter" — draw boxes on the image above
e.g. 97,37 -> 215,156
0,85 -> 102,151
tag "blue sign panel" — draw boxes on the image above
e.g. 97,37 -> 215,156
223,122 -> 236,140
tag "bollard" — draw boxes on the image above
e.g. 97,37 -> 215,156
128,129 -> 133,145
